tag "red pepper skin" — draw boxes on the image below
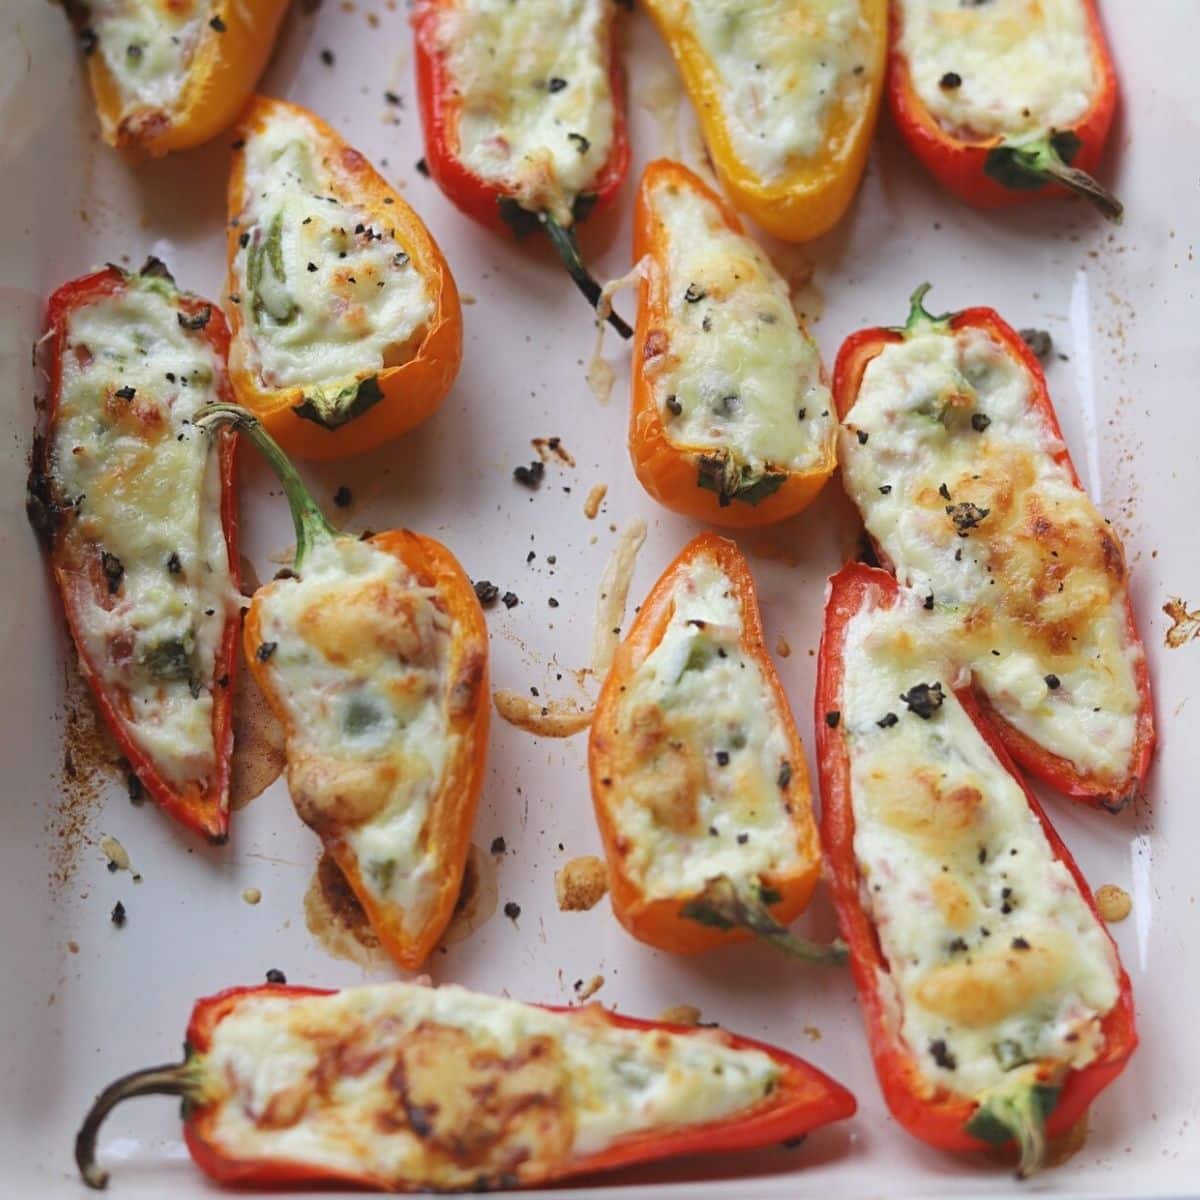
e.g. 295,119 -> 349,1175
815,562 -> 1137,1155
35,266 -> 240,842
180,984 -> 856,1189
411,0 -> 629,235
832,304 -> 1155,811
887,0 -> 1118,212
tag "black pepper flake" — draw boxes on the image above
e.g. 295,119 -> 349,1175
385,90 -> 402,106
929,1039 -> 957,1070
547,76 -> 567,92
503,901 -> 521,920
684,283 -> 706,304
1012,937 -> 1031,951
80,27 -> 98,55
938,482 -> 952,501
1045,673 -> 1061,690
666,395 -> 682,416
513,461 -> 545,489
879,484 -> 892,495
825,710 -> 841,728
320,48 -> 334,65
166,552 -> 182,575
923,593 -> 934,611
939,71 -> 962,90
737,832 -> 749,845
110,901 -> 126,928
946,501 -> 989,534
255,641 -> 278,662
501,591 -> 519,609
126,42 -> 142,61
114,385 -> 136,400
307,262 -> 318,272
238,231 -> 250,249
856,429 -> 869,445
708,825 -> 718,837
978,846 -> 987,864
548,597 -> 559,608
877,712 -> 899,729
715,750 -> 730,766
416,157 -> 430,177
567,132 -> 590,155
101,551 -> 124,595
393,251 -> 410,267
490,836 -> 507,854
266,969 -> 287,984
209,14 -> 226,31
777,761 -> 792,789
474,580 -> 499,606
797,408 -> 806,420
177,305 -> 212,331
333,485 -> 352,508
900,681 -> 945,719
948,936 -> 968,954
971,412 -> 991,432
217,674 -> 229,688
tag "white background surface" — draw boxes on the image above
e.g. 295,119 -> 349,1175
1,0 -> 1197,1196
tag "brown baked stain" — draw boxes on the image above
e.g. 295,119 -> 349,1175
1164,597 -> 1200,648
441,843 -> 498,946
229,664 -> 285,810
1094,883 -> 1132,923
304,851 -> 388,968
531,436 -> 575,468
554,856 -> 608,912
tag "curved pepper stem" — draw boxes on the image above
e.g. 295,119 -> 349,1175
75,1058 -> 200,1190
540,213 -> 634,340
680,875 -> 848,966
194,402 -> 339,572
898,282 -> 952,337
965,1076 -> 1060,1180
984,132 -> 1123,224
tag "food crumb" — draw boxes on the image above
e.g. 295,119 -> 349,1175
775,634 -> 791,658
503,900 -> 521,921
554,856 -> 608,911
803,1025 -> 821,1042
100,834 -> 130,873
460,293 -> 477,306
1095,884 -> 1132,923
110,901 -> 126,927
658,1003 -> 702,1026
266,968 -> 287,984
1163,597 -> 1200,647
67,941 -> 79,954
574,974 -> 604,1001
583,483 -> 607,519
242,887 -> 262,905
332,486 -> 352,508
490,836 -> 507,855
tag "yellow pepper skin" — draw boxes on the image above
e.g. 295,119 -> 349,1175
68,0 -> 290,158
641,0 -> 888,242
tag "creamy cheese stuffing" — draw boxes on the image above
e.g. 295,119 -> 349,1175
842,592 -> 1119,1097
88,0 -> 210,119
234,110 -> 433,394
204,983 -> 779,1185
840,324 -> 1140,785
51,275 -> 234,786
432,0 -> 615,223
899,0 -> 1096,139
255,537 -> 455,932
644,177 -> 833,482
609,553 -> 802,900
679,0 -> 874,183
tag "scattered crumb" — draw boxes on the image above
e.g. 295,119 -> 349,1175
1095,884 -> 1132,923
493,690 -> 593,737
110,901 -> 126,927
583,482 -> 607,519
532,436 -> 574,467
803,1025 -> 821,1042
242,887 -> 262,905
99,834 -> 130,873
67,941 -> 79,954
575,974 -> 604,1001
592,518 -> 648,674
1164,597 -> 1200,647
490,836 -> 507,855
554,856 -> 608,911
503,900 -> 521,921
460,293 -> 477,306
658,1004 -> 702,1026
775,634 -> 791,658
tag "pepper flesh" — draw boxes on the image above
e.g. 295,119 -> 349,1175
195,405 -> 488,968
832,288 -> 1155,811
412,0 -> 633,335
589,532 -> 835,958
815,562 -> 1137,1171
225,96 -> 463,460
630,159 -> 836,527
76,981 -> 857,1191
30,264 -> 240,842
66,0 -> 290,158
640,0 -> 888,242
887,0 -> 1121,220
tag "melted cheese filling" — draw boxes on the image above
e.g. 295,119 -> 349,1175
842,593 -> 1119,1097
255,538 -> 455,933
608,554 -> 801,900
840,324 -> 1139,784
51,276 -> 234,786
89,0 -> 209,117
677,0 -> 873,183
899,0 -> 1096,139
644,177 -> 833,481
203,983 -> 778,1187
233,110 -> 433,394
433,0 -> 615,222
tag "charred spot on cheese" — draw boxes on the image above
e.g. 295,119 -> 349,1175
898,0 -> 1098,140
644,177 -> 833,493
841,593 -> 1120,1101
232,108 -> 433,412
602,552 -> 804,904
900,681 -> 945,719
44,272 -> 235,789
841,319 -> 1142,785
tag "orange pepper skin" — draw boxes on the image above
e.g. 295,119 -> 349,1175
887,0 -> 1119,212
631,160 -> 836,528
640,1 -> 887,242
225,96 -> 462,461
69,0 -> 290,158
242,531 -> 489,970
589,533 -> 822,954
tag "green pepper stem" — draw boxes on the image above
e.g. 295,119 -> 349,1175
984,134 -> 1123,224
1034,154 -> 1123,224
540,213 -> 633,340
899,282 -> 952,337
966,1077 -> 1058,1180
75,1059 -> 197,1190
193,402 -> 338,571
680,875 -> 848,967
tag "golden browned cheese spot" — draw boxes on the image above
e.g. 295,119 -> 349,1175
931,872 -> 975,931
913,933 -> 1069,1028
288,753 -> 399,832
298,580 -> 438,672
615,702 -> 704,833
869,762 -> 986,854
383,1023 -> 574,1187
